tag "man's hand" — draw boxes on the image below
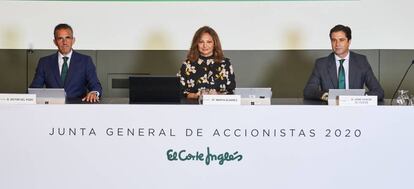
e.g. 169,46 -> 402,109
82,91 -> 99,103
320,92 -> 329,101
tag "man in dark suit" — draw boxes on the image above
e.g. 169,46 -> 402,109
303,24 -> 384,101
30,23 -> 102,102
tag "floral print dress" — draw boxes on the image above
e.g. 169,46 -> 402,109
177,56 -> 236,97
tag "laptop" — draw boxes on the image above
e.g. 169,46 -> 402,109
328,89 -> 365,106
129,75 -> 181,104
234,88 -> 272,98
234,88 -> 272,105
28,88 -> 66,104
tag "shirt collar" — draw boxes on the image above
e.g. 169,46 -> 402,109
199,55 -> 214,61
334,52 -> 350,62
58,50 -> 73,60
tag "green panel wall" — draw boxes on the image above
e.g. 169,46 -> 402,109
0,50 -> 27,93
1,49 -> 412,99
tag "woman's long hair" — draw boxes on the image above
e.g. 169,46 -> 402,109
186,26 -> 224,63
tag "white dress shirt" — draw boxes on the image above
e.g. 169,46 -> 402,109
334,52 -> 350,89
57,50 -> 73,76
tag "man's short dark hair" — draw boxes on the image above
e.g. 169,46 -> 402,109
329,24 -> 352,40
54,23 -> 73,38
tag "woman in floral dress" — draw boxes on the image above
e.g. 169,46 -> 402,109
177,26 -> 236,99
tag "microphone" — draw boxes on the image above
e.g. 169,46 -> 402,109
27,43 -> 34,54
390,60 -> 414,105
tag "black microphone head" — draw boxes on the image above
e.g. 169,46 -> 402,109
412,59 -> 414,64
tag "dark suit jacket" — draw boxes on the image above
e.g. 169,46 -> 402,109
30,51 -> 102,98
303,51 -> 384,100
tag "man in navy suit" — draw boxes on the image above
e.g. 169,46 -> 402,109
303,24 -> 384,101
30,23 -> 102,102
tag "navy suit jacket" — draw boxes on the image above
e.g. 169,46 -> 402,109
30,51 -> 102,98
303,51 -> 384,100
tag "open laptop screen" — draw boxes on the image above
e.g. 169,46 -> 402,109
328,89 -> 366,99
28,88 -> 65,98
28,88 -> 66,104
129,75 -> 181,104
234,88 -> 272,98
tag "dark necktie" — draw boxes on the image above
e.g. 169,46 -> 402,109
61,56 -> 69,84
338,59 -> 346,89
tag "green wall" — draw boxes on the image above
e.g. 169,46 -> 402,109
1,49 -> 413,99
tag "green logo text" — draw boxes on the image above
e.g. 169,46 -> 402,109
166,147 -> 243,165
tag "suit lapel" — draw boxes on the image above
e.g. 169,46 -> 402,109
64,51 -> 78,87
348,52 -> 357,89
327,53 -> 338,89
51,53 -> 63,87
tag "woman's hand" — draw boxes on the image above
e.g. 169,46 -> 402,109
187,92 -> 200,99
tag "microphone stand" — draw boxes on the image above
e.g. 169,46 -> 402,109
26,49 -> 34,93
390,60 -> 414,105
